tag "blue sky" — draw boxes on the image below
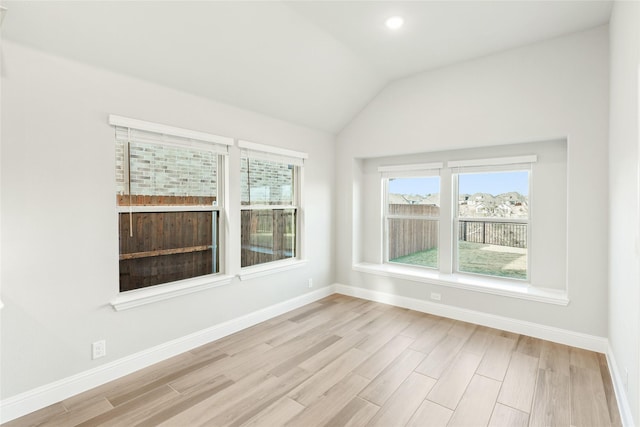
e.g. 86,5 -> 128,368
389,177 -> 440,195
459,171 -> 529,195
389,171 -> 529,196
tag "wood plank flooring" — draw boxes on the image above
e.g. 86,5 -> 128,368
3,295 -> 622,427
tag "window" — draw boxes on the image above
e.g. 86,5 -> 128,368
381,164 -> 442,269
111,115 -> 232,292
239,140 -> 306,268
454,168 -> 530,280
379,155 -> 536,282
356,142 -> 570,302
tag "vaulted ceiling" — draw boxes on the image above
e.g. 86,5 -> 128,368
2,1 -> 612,133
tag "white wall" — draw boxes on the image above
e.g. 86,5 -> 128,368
0,41 -> 335,399
336,27 -> 609,336
0,18 -> 624,421
609,1 -> 640,424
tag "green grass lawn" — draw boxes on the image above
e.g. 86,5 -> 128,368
390,241 -> 527,280
390,247 -> 439,269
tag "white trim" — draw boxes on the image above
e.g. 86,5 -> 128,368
377,162 -> 443,173
238,139 -> 308,160
298,164 -> 306,262
117,205 -> 218,213
219,154 -> 230,280
448,154 -> 537,168
381,169 -> 441,179
334,283 -> 602,352
606,345 -> 634,427
456,217 -> 528,224
0,299 -> 4,309
0,286 -> 335,424
108,115 -> 233,146
387,214 -> 440,221
238,258 -> 308,281
240,204 -> 297,211
352,262 -> 569,305
110,274 -> 234,311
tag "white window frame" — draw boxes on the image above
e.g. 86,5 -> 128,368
380,163 -> 443,269
108,115 -> 234,311
451,162 -> 533,282
378,156 -> 537,283
357,152 -> 568,305
238,140 -> 308,279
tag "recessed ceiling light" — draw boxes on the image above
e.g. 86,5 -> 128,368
385,16 -> 404,30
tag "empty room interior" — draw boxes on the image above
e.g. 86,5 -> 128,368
1,0 -> 639,426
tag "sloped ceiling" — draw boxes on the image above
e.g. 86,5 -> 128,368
2,1 -> 612,133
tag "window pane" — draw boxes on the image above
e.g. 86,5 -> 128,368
241,157 -> 294,206
116,141 -> 218,205
388,219 -> 439,269
115,141 -> 220,292
118,211 -> 219,291
457,170 -> 529,280
388,176 -> 440,214
386,176 -> 440,269
241,209 -> 296,267
457,227 -> 527,280
458,171 -> 528,219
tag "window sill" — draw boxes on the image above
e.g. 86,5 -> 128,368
352,262 -> 569,306
110,274 -> 234,311
239,259 -> 308,281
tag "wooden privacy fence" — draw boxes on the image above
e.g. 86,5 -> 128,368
241,209 -> 296,267
388,204 -> 439,260
118,195 -> 217,292
388,218 -> 439,260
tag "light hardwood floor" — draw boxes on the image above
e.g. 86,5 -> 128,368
4,295 -> 622,427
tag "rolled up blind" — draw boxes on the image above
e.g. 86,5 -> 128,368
238,139 -> 307,166
109,114 -> 232,154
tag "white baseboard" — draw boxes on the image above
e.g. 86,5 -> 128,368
334,283 -> 608,353
607,345 -> 635,427
0,283 -> 620,424
0,286 -> 336,424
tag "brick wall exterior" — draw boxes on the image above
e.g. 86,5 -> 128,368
240,158 -> 294,205
115,142 -> 295,204
116,141 -> 218,197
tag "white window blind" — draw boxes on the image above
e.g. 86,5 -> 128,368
448,155 -> 537,173
448,155 -> 537,168
238,140 -> 307,166
378,162 -> 443,179
109,115 -> 233,154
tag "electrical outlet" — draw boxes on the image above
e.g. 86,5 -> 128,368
430,292 -> 441,301
92,340 -> 106,360
308,278 -> 313,288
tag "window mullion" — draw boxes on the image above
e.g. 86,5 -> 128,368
440,167 -> 453,275
387,214 -> 440,221
241,204 -> 297,210
382,178 -> 389,263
